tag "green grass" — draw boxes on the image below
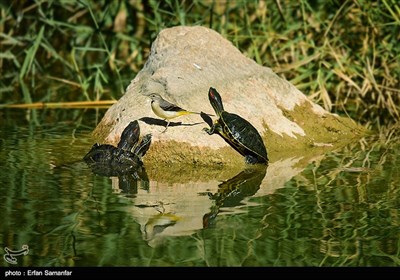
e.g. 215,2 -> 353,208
0,0 -> 399,129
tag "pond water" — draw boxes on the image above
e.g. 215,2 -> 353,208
0,109 -> 399,267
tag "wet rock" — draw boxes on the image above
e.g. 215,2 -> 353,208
92,26 -> 365,166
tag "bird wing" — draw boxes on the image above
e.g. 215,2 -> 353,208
159,98 -> 186,112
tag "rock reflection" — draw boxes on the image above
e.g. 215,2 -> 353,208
203,165 -> 267,228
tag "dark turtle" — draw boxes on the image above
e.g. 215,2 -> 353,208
83,120 -> 152,176
202,87 -> 268,164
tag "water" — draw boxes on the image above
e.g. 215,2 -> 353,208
0,109 -> 399,267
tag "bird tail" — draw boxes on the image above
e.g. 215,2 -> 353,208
187,111 -> 215,117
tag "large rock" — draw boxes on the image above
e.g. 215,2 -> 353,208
92,26 -> 365,167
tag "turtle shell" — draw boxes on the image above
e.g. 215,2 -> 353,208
218,111 -> 268,163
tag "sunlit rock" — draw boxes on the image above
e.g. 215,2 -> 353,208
93,25 -> 365,166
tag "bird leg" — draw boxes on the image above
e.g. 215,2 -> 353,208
162,120 -> 170,133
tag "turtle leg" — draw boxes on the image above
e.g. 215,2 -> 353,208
203,125 -> 216,135
133,134 -> 152,158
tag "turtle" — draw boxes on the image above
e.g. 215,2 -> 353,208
201,87 -> 269,165
83,120 -> 152,176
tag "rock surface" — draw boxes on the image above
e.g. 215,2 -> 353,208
92,26 -> 365,166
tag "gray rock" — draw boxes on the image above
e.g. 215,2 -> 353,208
93,26 -> 365,166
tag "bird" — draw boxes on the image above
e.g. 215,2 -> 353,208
149,93 -> 201,132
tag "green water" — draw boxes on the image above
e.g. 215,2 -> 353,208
0,109 -> 399,267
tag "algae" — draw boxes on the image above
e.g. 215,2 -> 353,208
263,101 -> 367,162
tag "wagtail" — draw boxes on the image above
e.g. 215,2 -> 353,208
149,93 -> 201,132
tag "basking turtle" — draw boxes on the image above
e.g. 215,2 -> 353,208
202,87 -> 268,164
83,120 -> 152,176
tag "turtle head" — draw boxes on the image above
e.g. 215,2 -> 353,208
133,134 -> 152,158
208,87 -> 224,116
117,120 -> 140,151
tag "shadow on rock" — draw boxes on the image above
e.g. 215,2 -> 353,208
139,117 -> 203,128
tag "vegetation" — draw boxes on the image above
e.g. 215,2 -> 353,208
1,0 -> 399,129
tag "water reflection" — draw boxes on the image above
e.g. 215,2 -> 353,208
110,171 -> 150,196
85,158 -> 183,246
203,166 -> 267,228
86,156 -> 150,197
142,211 -> 181,242
1,109 -> 400,266
83,155 -> 268,248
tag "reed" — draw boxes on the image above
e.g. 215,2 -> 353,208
0,0 -> 399,129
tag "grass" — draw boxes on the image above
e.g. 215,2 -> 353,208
0,0 -> 399,129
